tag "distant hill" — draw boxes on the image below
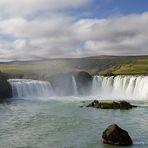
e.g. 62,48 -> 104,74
0,55 -> 148,78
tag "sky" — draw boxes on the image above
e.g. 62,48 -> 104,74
0,0 -> 148,61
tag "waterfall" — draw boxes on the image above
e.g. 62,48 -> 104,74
91,75 -> 148,100
72,76 -> 78,95
92,76 -> 103,95
8,75 -> 148,100
8,79 -> 54,99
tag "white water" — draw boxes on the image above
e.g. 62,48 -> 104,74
8,79 -> 54,99
92,75 -> 148,100
8,75 -> 148,100
72,76 -> 78,95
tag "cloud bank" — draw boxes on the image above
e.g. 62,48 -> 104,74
0,0 -> 148,61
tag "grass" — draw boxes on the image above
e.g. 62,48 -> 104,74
99,58 -> 148,75
0,56 -> 148,77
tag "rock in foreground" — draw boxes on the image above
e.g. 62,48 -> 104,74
102,124 -> 133,146
87,100 -> 137,109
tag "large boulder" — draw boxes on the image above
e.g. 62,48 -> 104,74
102,124 -> 133,146
0,73 -> 12,99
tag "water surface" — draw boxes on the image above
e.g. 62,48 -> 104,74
0,99 -> 148,148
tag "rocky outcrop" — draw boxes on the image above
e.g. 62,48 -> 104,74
87,100 -> 137,109
103,72 -> 116,77
0,73 -> 12,99
102,124 -> 133,146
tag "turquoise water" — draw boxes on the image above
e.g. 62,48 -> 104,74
0,99 -> 148,148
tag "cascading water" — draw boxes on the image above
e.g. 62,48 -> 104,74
8,79 -> 54,99
72,76 -> 78,96
92,75 -> 148,100
8,75 -> 148,100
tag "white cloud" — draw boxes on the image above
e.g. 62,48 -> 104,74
0,0 -> 91,18
0,0 -> 148,61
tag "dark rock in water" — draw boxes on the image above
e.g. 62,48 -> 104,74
112,101 -> 120,109
87,100 -> 137,109
102,124 -> 133,146
119,101 -> 133,109
0,73 -> 12,99
87,100 -> 100,108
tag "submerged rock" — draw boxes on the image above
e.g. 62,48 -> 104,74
86,100 -> 137,109
102,124 -> 133,146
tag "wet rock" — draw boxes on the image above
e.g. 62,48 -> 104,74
103,72 -> 116,77
86,100 -> 100,108
102,124 -> 133,146
87,100 -> 137,109
119,101 -> 133,109
112,101 -> 120,109
0,73 -> 12,99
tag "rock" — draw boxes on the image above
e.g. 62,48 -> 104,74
112,101 -> 120,109
119,101 -> 133,109
76,71 -> 93,83
100,102 -> 114,109
86,100 -> 100,108
0,73 -> 12,99
103,72 -> 116,77
86,100 -> 137,109
102,124 -> 133,146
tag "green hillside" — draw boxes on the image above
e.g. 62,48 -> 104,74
98,58 -> 148,75
0,56 -> 148,78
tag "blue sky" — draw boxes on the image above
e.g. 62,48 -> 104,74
64,0 -> 148,19
91,0 -> 148,17
0,0 -> 148,61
